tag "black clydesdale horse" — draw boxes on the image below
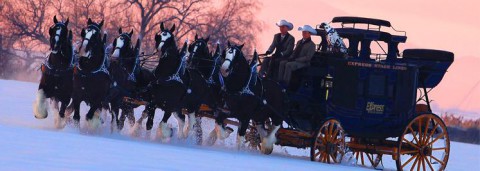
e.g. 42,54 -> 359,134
133,23 -> 186,141
33,16 -> 74,128
71,18 -> 111,127
108,28 -> 154,130
214,42 -> 286,153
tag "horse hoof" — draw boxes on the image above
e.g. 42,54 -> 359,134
206,129 -> 217,146
146,117 -> 154,130
225,127 -> 234,138
260,136 -> 275,155
33,90 -> 48,119
86,116 -> 102,131
156,122 -> 172,142
54,116 -> 66,129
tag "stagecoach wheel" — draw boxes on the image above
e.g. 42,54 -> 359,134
396,114 -> 450,171
245,122 -> 262,151
353,151 -> 382,168
310,119 -> 346,164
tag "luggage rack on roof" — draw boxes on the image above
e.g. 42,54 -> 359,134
314,16 -> 408,61
332,16 -> 406,36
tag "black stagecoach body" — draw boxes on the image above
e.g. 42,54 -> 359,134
274,16 -> 453,170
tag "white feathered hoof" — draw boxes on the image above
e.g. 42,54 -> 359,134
86,112 -> 102,131
156,122 -> 173,142
33,89 -> 48,119
225,127 -> 234,138
130,121 -> 143,137
215,124 -> 232,140
173,113 -> 186,139
260,136 -> 276,155
54,114 -> 66,129
65,104 -> 74,117
205,129 -> 217,146
130,112 -> 147,137
184,113 -> 196,138
236,135 -> 246,150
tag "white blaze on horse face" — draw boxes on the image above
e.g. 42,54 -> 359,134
157,31 -> 172,51
80,29 -> 97,57
52,28 -> 62,53
54,29 -> 61,44
193,45 -> 198,54
112,37 -> 124,58
221,48 -> 236,76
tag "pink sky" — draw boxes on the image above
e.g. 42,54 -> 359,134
256,0 -> 480,117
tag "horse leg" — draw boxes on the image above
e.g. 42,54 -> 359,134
113,104 -> 121,131
130,104 -> 153,137
173,111 -> 186,139
146,106 -> 156,130
33,88 -> 49,119
85,103 -> 102,130
184,111 -> 197,138
57,99 -> 69,126
206,111 -> 233,146
260,119 -> 280,155
111,102 -> 121,130
125,107 -> 135,127
156,111 -> 173,141
72,100 -> 81,126
236,119 -> 249,150
194,110 -> 203,145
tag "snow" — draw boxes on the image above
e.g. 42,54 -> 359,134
0,79 -> 479,170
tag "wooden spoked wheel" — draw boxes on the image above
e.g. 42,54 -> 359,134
310,119 -> 346,163
353,151 -> 382,168
396,114 -> 450,171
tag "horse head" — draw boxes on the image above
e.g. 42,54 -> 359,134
49,15 -> 70,54
155,22 -> 176,54
111,28 -> 134,59
78,18 -> 104,58
220,41 -> 245,77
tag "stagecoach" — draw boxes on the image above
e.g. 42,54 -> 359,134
199,16 -> 453,170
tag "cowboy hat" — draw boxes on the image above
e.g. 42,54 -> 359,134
298,25 -> 317,35
276,19 -> 294,31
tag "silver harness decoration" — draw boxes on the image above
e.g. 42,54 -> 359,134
127,57 -> 138,82
207,55 -> 220,85
240,61 -> 257,96
164,51 -> 186,84
76,52 -> 110,75
43,50 -> 75,72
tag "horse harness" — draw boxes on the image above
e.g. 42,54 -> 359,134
41,50 -> 75,77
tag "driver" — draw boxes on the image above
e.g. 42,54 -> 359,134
259,19 -> 295,79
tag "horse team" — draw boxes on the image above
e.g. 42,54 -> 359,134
33,16 -> 285,153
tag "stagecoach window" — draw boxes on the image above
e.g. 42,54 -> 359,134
368,75 -> 386,96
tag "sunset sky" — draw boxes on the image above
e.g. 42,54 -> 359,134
256,0 -> 480,118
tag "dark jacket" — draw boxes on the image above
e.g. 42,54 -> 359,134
290,38 -> 316,64
267,33 -> 295,58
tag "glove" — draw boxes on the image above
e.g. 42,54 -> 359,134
265,50 -> 272,55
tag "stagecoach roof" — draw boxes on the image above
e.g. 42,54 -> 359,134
332,16 -> 392,27
334,28 -> 407,43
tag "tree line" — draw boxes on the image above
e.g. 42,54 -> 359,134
0,0 -> 263,80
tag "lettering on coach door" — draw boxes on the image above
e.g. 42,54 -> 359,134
347,61 -> 407,71
366,102 -> 385,114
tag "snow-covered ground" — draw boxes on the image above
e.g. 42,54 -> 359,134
0,79 -> 479,170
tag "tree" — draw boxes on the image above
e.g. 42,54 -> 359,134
0,0 -> 264,80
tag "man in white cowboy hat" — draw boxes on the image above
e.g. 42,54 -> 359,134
259,19 -> 295,78
278,24 -> 317,84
